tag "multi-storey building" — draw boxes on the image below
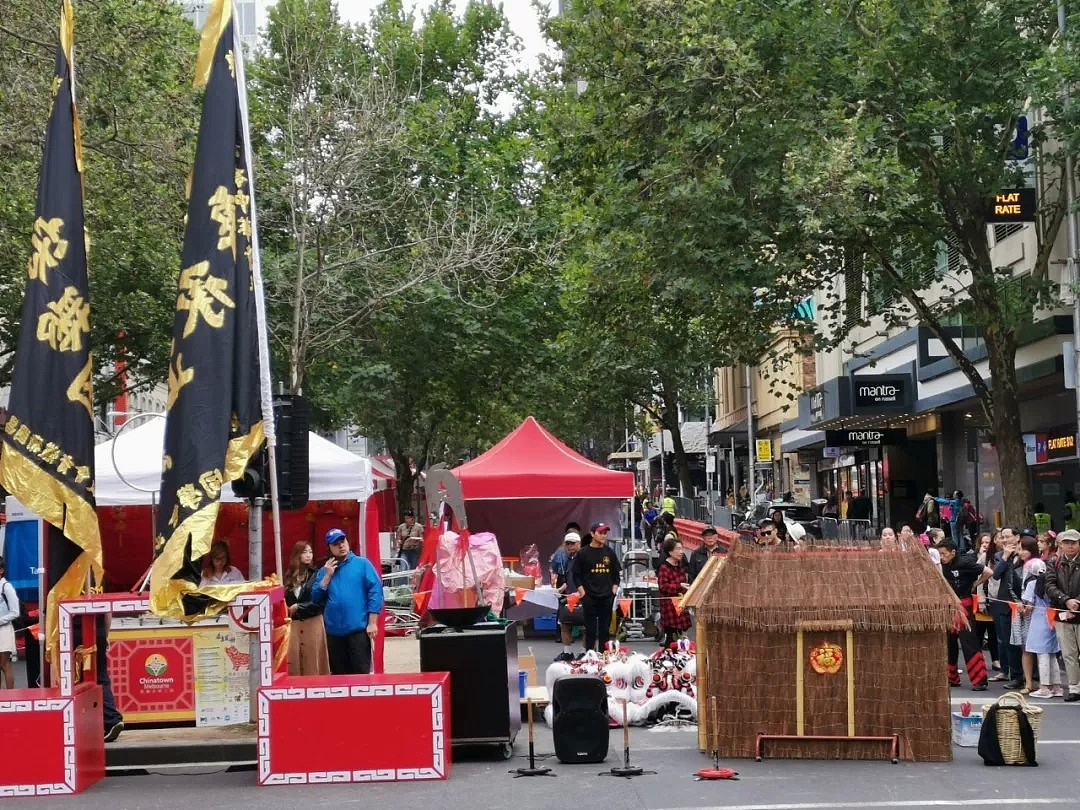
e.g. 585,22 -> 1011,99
180,0 -> 261,51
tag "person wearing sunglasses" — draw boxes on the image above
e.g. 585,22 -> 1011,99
755,518 -> 783,547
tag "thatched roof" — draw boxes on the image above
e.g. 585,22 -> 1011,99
696,542 -> 965,633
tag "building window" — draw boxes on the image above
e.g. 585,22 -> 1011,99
993,223 -> 1025,244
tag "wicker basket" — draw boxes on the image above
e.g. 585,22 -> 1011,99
982,691 -> 1043,764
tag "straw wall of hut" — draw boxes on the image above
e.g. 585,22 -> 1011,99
691,542 -> 965,762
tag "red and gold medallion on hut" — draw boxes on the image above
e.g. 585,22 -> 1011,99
809,641 -> 843,675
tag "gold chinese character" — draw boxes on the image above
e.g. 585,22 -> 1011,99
225,50 -> 236,78
51,76 -> 62,97
67,357 -> 93,418
4,416 -> 19,435
57,454 -> 74,474
13,425 -> 30,445
36,286 -> 90,352
26,434 -> 44,454
154,533 -> 167,554
176,261 -> 235,338
167,353 -> 194,410
199,469 -> 223,500
169,505 -> 179,529
163,454 -> 173,471
208,186 -> 237,258
235,168 -> 247,190
74,465 -> 90,484
238,217 -> 252,240
40,442 -> 61,463
176,483 -> 203,511
28,217 -> 68,285
234,189 -> 250,217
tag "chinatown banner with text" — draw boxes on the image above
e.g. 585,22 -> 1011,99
0,0 -> 103,674
150,0 -> 266,621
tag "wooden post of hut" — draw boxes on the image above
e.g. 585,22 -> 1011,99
690,542 -> 965,762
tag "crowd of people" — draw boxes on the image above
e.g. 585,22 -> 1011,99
886,523 -> 1080,701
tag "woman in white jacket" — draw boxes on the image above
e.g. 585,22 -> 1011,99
0,557 -> 21,689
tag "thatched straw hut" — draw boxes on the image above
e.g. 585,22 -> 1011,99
687,542 -> 964,762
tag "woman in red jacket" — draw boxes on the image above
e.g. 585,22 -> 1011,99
657,535 -> 692,647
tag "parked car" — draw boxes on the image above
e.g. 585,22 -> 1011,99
736,501 -> 822,541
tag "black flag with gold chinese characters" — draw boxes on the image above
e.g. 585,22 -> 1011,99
0,0 -> 103,672
150,0 -> 264,621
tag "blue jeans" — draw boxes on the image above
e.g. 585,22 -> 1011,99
400,549 -> 419,570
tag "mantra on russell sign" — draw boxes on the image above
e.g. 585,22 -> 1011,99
825,429 -> 907,447
850,374 -> 912,415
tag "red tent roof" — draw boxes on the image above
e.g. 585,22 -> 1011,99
452,417 -> 634,499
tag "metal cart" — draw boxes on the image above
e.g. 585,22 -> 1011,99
617,540 -> 660,641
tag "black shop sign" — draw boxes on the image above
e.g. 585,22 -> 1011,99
825,429 -> 907,447
1046,430 -> 1078,461
986,188 -> 1036,223
850,374 -> 913,416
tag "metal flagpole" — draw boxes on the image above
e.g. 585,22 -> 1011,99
233,15 -> 282,577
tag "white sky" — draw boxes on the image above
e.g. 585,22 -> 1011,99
334,0 -> 556,73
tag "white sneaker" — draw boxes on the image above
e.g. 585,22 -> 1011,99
1029,687 -> 1054,699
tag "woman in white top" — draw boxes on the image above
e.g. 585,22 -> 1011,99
200,540 -> 245,586
0,557 -> 20,689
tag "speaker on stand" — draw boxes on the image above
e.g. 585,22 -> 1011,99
552,675 -> 609,764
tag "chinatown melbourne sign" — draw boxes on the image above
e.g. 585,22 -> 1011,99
825,429 -> 907,448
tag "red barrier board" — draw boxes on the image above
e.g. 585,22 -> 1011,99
0,683 -> 104,797
258,673 -> 449,785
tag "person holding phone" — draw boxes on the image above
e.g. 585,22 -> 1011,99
311,528 -> 384,675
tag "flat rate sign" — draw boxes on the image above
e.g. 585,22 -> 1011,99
986,188 -> 1036,223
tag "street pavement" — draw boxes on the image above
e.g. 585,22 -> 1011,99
11,637 -> 1080,810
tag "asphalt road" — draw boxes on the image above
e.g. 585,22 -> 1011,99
12,638 -> 1080,810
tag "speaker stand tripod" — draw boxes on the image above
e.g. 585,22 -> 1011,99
510,698 -> 555,777
603,699 -> 655,778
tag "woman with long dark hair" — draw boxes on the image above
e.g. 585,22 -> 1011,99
284,541 -> 330,676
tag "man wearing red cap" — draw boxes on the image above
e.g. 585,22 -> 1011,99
572,522 -> 621,652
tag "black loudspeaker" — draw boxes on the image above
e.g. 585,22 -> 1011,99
552,675 -> 609,764
272,394 -> 309,510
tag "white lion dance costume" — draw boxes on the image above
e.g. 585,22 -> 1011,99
543,639 -> 698,726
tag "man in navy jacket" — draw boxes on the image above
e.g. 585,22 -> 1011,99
311,528 -> 384,675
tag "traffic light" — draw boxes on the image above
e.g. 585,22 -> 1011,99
229,394 -> 309,508
231,443 -> 268,500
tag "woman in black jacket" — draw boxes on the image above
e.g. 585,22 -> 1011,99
284,541 -> 330,675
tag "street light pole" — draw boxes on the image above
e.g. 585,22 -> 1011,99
1061,3 -> 1080,470
746,364 -> 756,506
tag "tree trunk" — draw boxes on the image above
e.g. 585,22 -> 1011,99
659,390 -> 694,498
390,447 -> 414,523
983,328 -> 1033,527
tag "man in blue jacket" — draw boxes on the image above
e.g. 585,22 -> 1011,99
311,528 -> 384,675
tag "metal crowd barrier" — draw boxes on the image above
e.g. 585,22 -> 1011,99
819,518 -> 876,544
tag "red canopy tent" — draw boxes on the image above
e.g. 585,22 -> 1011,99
451,417 -> 634,567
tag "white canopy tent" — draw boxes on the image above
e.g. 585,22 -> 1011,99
94,417 -> 373,506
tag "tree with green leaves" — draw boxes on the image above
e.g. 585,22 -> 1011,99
250,0 -> 544,510
717,0 -> 1078,525
537,1 -> 813,495
0,0 -> 199,401
249,0 -> 525,398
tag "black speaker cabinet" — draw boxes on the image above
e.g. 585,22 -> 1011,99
552,675 -> 609,764
419,622 -> 521,746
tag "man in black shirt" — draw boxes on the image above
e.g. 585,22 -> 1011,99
939,540 -> 993,690
572,522 -> 621,652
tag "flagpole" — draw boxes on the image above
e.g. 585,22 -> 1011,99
232,14 -> 283,577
